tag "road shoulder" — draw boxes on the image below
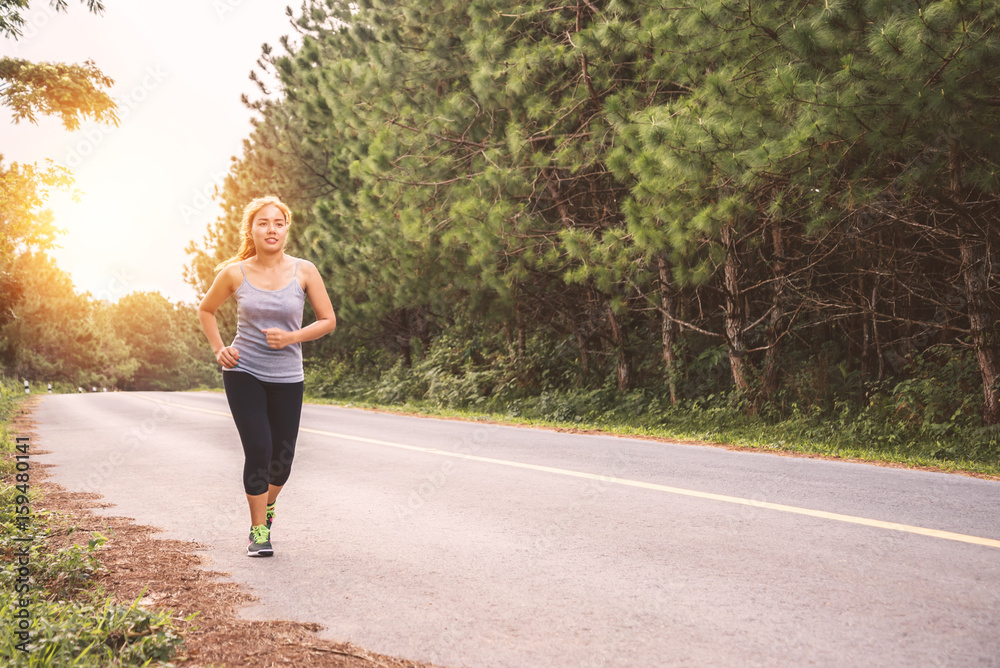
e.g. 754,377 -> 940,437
16,399 -> 440,668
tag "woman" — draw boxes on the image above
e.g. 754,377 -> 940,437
199,195 -> 336,557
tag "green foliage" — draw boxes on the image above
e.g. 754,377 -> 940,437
0,587 -> 184,667
109,293 -> 218,391
0,252 -> 122,386
0,159 -> 73,331
0,58 -> 117,130
192,0 -> 1000,430
864,346 -> 987,451
0,0 -> 105,40
1,1 -> 116,130
0,253 -> 218,390
0,374 -> 22,420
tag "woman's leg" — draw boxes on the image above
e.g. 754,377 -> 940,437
263,380 -> 304,495
267,484 -> 282,505
223,371 -> 273,528
246,493 -> 268,527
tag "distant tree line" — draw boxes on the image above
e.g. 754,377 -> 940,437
0,246 -> 217,390
181,0 -> 1000,427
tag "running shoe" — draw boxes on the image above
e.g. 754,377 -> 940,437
247,524 -> 273,557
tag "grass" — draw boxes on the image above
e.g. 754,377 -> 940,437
296,393 -> 1000,479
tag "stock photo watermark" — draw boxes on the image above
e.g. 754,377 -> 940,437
9,436 -> 33,654
80,401 -> 174,495
90,266 -> 135,304
61,64 -> 169,169
393,426 -> 495,522
6,1 -> 59,50
525,447 -> 632,554
213,0 -> 250,21
179,168 -> 228,223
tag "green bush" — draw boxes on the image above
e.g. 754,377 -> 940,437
368,361 -> 429,404
0,592 -> 184,667
302,336 -> 1000,470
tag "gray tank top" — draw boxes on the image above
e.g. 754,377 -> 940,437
223,259 -> 305,383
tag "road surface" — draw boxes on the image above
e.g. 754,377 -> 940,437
31,391 -> 1000,667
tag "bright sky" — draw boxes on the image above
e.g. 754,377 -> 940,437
0,0 -> 295,305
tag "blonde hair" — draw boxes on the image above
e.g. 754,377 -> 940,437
215,195 -> 293,272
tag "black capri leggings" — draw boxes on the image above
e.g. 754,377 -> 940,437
223,371 -> 304,496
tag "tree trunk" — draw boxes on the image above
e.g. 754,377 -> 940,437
859,273 -> 885,400
410,307 -> 430,360
397,310 -> 412,368
950,139 -> 1000,425
657,256 -> 679,405
573,330 -> 590,384
959,236 -> 1000,425
872,276 -> 885,382
859,274 -> 871,386
720,226 -> 751,394
607,304 -> 631,392
760,222 -> 785,403
399,338 -> 412,368
515,307 -> 526,357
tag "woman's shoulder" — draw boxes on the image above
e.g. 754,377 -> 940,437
222,261 -> 245,276
291,256 -> 319,274
218,261 -> 245,290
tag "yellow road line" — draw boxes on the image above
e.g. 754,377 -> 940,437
134,394 -> 1000,550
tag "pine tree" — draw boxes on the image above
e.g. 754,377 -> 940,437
188,0 -> 1000,428
609,0 -> 1000,422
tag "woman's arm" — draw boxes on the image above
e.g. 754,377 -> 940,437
198,265 -> 241,368
299,260 -> 337,341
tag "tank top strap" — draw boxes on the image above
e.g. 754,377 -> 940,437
238,261 -> 247,277
293,258 -> 301,278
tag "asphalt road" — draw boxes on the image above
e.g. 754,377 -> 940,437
31,391 -> 1000,667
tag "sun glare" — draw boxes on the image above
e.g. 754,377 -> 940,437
2,1 -> 291,305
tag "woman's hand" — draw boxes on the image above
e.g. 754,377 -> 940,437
216,346 -> 241,368
261,328 -> 295,349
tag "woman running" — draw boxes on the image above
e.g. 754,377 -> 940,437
198,195 -> 336,557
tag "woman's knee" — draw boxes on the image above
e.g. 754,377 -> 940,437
244,466 -> 270,495
268,438 -> 296,486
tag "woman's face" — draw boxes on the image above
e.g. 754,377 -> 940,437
250,204 -> 288,253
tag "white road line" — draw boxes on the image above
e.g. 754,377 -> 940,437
134,394 -> 1000,550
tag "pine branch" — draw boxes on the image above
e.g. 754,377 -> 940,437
388,119 -> 493,150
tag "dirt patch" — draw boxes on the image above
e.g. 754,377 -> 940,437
11,400 -> 441,668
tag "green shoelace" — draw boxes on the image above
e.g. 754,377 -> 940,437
250,525 -> 270,544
